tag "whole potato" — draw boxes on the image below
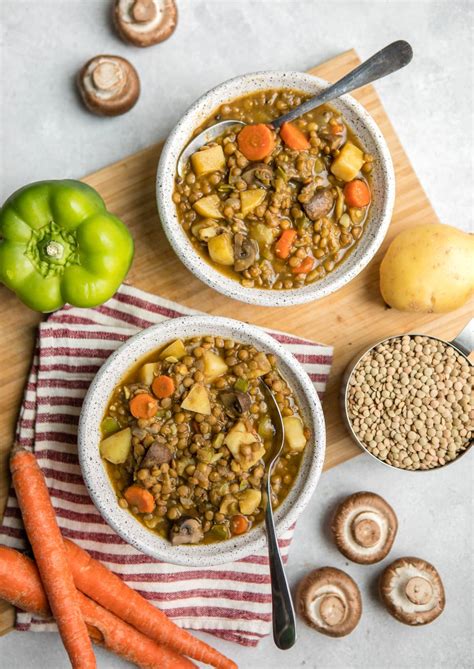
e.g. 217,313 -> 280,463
380,223 -> 474,313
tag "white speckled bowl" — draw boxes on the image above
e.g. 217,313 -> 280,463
156,71 -> 395,306
78,315 -> 325,566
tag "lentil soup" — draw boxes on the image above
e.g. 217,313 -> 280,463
100,335 -> 310,545
173,88 -> 374,290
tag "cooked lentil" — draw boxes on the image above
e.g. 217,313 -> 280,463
347,335 -> 473,470
173,88 -> 373,290
100,336 -> 310,543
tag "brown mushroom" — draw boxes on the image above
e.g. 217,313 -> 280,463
169,517 -> 204,545
296,567 -> 362,637
77,55 -> 140,116
233,234 -> 259,272
113,0 -> 178,47
379,557 -> 445,625
331,492 -> 398,564
303,187 -> 334,221
241,163 -> 274,187
219,391 -> 251,417
141,442 -> 172,468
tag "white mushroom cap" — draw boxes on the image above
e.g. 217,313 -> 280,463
331,491 -> 398,564
77,55 -> 140,116
296,567 -> 362,637
379,557 -> 445,625
114,0 -> 177,47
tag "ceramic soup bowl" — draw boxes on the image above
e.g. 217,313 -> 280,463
156,71 -> 395,306
78,315 -> 326,566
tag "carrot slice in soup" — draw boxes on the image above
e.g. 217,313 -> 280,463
230,514 -> 250,535
124,486 -> 156,513
344,180 -> 371,207
291,256 -> 314,274
238,124 -> 275,160
152,375 -> 175,398
275,229 -> 297,259
280,122 -> 311,150
129,393 -> 158,419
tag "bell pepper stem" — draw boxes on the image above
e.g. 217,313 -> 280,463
44,241 -> 64,259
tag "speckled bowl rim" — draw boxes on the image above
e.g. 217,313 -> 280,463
156,70 -> 395,306
78,315 -> 326,566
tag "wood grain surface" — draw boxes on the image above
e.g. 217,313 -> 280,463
1,49 -> 471,636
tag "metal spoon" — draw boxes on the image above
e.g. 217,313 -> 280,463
177,40 -> 413,176
258,378 -> 296,650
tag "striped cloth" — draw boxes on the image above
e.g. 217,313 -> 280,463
0,284 -> 332,647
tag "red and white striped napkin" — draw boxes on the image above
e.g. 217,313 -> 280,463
0,284 -> 332,647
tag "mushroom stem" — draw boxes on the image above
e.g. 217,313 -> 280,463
92,61 -> 124,93
44,241 -> 64,259
405,576 -> 433,605
318,595 -> 347,626
131,0 -> 157,22
351,515 -> 381,547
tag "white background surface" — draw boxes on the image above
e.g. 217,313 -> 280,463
0,1 -> 472,668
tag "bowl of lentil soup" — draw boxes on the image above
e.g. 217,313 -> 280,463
79,316 -> 325,566
156,71 -> 395,306
341,328 -> 473,471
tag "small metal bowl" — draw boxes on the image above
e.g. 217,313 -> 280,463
340,320 -> 473,472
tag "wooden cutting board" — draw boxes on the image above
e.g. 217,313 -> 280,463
0,49 -> 471,636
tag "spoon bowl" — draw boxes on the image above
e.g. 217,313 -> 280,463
177,120 -> 244,177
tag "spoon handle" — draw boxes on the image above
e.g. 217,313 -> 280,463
272,40 -> 413,128
265,478 -> 297,649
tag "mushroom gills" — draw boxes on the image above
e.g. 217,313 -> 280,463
84,58 -> 127,100
297,567 -> 362,637
169,517 -> 204,545
241,163 -> 274,187
118,0 -> 166,31
219,390 -> 251,417
343,508 -> 389,554
233,233 -> 259,272
91,61 -> 125,94
351,511 -> 382,547
389,565 -> 439,613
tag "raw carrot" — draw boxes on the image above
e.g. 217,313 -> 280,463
291,256 -> 314,274
230,514 -> 249,535
275,229 -> 297,259
152,374 -> 175,398
0,545 -> 49,616
129,393 -> 158,419
124,485 -> 156,513
343,179 -> 371,207
280,122 -> 311,150
237,124 -> 275,161
0,546 -> 196,669
64,539 -> 238,669
10,447 -> 96,669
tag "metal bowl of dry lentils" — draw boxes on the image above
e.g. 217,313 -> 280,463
342,328 -> 473,471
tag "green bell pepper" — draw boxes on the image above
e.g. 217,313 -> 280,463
0,179 -> 134,312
